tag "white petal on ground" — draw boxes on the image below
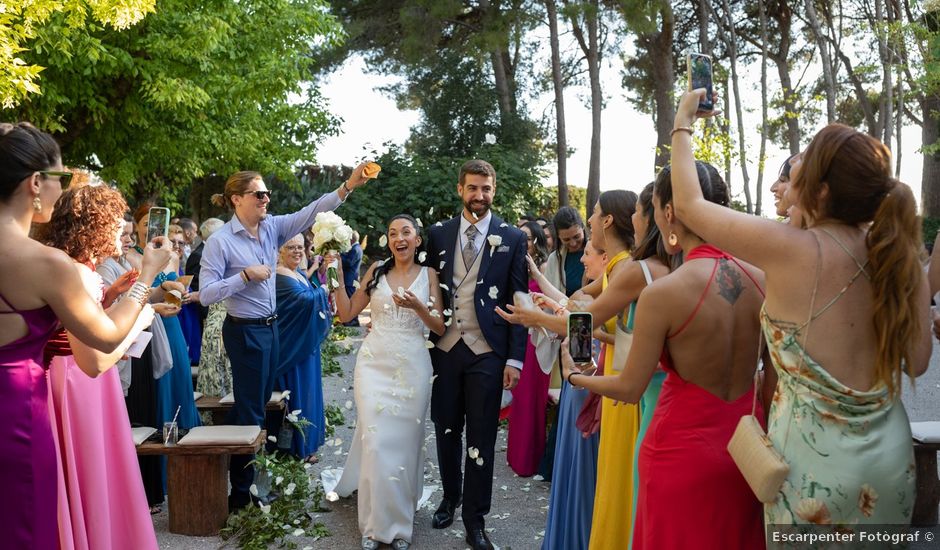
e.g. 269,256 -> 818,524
293,528 -> 305,536
326,491 -> 339,502
345,400 -> 353,410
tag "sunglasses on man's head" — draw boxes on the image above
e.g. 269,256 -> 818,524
241,190 -> 271,200
39,170 -> 73,189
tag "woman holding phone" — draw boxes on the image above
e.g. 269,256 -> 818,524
0,122 -> 170,549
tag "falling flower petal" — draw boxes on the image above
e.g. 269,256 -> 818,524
417,418 -> 422,423
275,476 -> 284,486
318,311 -> 326,319
379,235 -> 388,248
418,251 -> 427,263
353,280 -> 361,289
250,484 -> 259,496
476,457 -> 484,466
481,299 -> 485,307
444,319 -> 452,327
439,250 -> 446,256
440,261 -> 446,270
440,283 -> 449,290
445,428 -> 453,434
429,206 -> 435,216
416,218 -> 423,227
330,278 -> 340,288
472,211 -> 479,220
389,476 -> 400,482
489,286 -> 499,300
500,223 -> 508,228
425,341 -> 434,349
434,221 -> 443,227
384,303 -> 390,310
468,447 -> 480,459
267,435 -> 277,443
443,308 -> 452,316
292,409 -> 302,416
430,310 -> 441,318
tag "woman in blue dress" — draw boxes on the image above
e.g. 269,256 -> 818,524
275,235 -> 332,460
127,205 -> 200,431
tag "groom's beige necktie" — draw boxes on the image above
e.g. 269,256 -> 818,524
463,224 -> 479,269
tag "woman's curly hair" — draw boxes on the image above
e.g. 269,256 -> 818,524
38,184 -> 128,264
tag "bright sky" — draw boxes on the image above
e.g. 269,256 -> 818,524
315,55 -> 925,215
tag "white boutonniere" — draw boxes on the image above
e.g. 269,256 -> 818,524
487,234 -> 502,256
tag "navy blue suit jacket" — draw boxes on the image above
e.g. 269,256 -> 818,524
424,213 -> 528,365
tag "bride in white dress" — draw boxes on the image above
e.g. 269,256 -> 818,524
326,215 -> 445,550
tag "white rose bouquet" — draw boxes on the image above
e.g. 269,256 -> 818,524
311,212 -> 354,290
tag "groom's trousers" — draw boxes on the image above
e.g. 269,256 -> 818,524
430,340 -> 505,530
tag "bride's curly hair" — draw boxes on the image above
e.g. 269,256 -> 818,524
365,214 -> 423,296
38,183 -> 128,264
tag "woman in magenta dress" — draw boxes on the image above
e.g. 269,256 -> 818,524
562,162 -> 766,550
39,182 -> 160,550
0,123 -> 169,550
507,221 -> 552,476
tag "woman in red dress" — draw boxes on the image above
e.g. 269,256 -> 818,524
562,162 -> 767,550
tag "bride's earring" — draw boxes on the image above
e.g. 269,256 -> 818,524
33,196 -> 42,213
668,232 -> 678,247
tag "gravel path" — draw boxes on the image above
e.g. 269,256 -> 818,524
155,324 -> 940,549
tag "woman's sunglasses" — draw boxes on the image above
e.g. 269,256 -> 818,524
39,170 -> 73,188
241,190 -> 271,200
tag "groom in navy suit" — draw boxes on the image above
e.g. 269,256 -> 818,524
424,159 -> 528,550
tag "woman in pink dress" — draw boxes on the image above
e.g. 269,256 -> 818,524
0,123 -> 169,550
38,181 -> 161,550
507,221 -> 552,476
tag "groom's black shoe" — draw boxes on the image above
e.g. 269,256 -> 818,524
465,526 -> 494,550
431,499 -> 460,529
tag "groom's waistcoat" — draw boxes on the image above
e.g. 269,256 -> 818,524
436,238 -> 493,355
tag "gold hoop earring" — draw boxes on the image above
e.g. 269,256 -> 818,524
668,232 -> 678,247
33,196 -> 42,213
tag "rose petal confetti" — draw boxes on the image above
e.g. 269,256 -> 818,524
476,457 -> 484,466
439,261 -> 446,270
250,484 -> 259,496
443,308 -> 452,316
267,435 -> 277,443
318,311 -> 326,319
293,528 -> 305,536
345,400 -> 353,410
326,491 -> 339,502
416,218 -> 423,227
330,278 -> 340,288
500,222 -> 508,228
444,428 -> 453,434
434,221 -> 443,227
425,341 -> 435,349
440,283 -> 449,290
439,250 -> 446,255
468,447 -> 480,459
379,235 -> 388,248
429,207 -> 434,216
353,280 -> 361,289
472,211 -> 479,220
444,319 -> 452,326
418,251 -> 427,262
488,286 -> 499,300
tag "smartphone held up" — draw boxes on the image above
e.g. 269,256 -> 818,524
567,312 -> 594,364
686,52 -> 714,112
146,207 -> 170,247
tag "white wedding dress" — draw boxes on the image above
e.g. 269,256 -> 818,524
324,267 -> 433,544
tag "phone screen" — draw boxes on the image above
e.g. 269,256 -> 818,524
687,52 -> 714,111
146,207 -> 170,246
567,312 -> 593,363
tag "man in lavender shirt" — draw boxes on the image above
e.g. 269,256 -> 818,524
200,164 -> 371,510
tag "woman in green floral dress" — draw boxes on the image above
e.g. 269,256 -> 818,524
196,301 -> 232,398
667,89 -> 931,531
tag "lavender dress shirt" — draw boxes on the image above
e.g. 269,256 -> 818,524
199,191 -> 342,318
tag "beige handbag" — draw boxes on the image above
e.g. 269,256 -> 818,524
611,260 -> 652,373
728,237 -> 821,504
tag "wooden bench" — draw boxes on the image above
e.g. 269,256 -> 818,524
913,441 -> 940,526
196,395 -> 286,426
137,429 -> 265,536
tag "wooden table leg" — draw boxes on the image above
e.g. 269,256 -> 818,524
167,454 -> 231,535
913,445 -> 939,526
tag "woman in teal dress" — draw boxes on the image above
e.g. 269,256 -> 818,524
667,90 -> 931,529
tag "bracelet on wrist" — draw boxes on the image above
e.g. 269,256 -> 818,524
342,180 -> 353,195
671,126 -> 694,137
126,282 -> 152,308
241,270 -> 251,283
567,371 -> 579,386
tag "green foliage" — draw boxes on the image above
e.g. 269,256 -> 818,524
0,0 -> 156,108
924,216 -> 940,247
323,404 -> 346,439
219,450 -> 329,549
3,0 -> 343,209
270,144 -> 550,260
544,185 -> 588,219
319,325 -> 352,377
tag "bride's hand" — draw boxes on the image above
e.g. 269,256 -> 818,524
495,303 -> 541,328
531,292 -> 562,314
392,290 -> 424,311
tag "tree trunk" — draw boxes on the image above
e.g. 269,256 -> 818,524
768,0 -> 800,153
567,0 -> 602,217
586,8 -> 601,218
719,0 -> 753,213
922,95 -> 940,217
804,0 -> 837,122
651,3 -> 675,170
697,0 -> 711,54
722,77 -> 732,185
545,0 -> 569,206
481,0 -> 514,128
756,0 -> 769,217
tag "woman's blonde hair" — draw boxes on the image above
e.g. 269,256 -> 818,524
210,171 -> 262,210
793,123 -> 923,396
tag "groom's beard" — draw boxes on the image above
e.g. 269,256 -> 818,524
464,199 -> 491,218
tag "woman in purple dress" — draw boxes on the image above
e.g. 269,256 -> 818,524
0,123 -> 170,549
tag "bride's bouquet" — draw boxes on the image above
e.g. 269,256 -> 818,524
311,212 -> 354,291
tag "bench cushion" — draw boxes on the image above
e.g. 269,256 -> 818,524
218,391 -> 284,405
178,425 -> 262,446
911,421 -> 940,443
131,427 -> 157,446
